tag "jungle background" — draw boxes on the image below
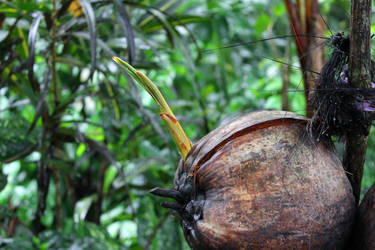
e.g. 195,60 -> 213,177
0,0 -> 374,249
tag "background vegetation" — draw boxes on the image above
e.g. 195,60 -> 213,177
0,0 -> 374,249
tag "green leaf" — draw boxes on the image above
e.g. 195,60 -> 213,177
141,15 -> 209,33
0,115 -> 38,162
254,14 -> 270,35
74,195 -> 96,222
103,165 -> 117,194
273,3 -> 286,17
27,12 -> 43,90
78,0 -> 97,78
0,171 -> 7,191
113,0 -> 136,64
138,0 -> 182,27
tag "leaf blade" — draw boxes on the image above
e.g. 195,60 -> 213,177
27,12 -> 43,92
113,0 -> 136,64
78,0 -> 97,78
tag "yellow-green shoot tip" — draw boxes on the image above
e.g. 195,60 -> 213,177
113,57 -> 192,161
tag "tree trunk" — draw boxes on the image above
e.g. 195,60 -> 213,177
284,0 -> 325,117
343,0 -> 372,204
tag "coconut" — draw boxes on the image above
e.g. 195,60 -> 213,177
169,110 -> 355,249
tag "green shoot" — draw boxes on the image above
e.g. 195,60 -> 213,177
112,57 -> 192,161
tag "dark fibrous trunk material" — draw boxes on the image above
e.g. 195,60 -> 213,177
309,32 -> 375,141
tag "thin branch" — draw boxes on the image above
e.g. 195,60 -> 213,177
64,173 -> 77,205
281,41 -> 291,111
266,22 -> 291,111
93,157 -> 108,224
53,170 -> 62,230
1,144 -> 37,164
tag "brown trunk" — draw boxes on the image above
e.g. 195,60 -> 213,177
304,3 -> 325,116
268,30 -> 291,111
343,0 -> 372,204
281,43 -> 290,111
284,0 -> 325,118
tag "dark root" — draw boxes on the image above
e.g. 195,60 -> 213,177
150,170 -> 206,249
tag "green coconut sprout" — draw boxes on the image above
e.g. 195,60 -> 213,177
112,57 -> 192,161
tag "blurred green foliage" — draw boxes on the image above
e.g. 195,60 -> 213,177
0,0 -> 374,249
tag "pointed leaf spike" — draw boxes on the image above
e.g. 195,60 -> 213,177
112,57 -> 192,161
112,57 -> 140,82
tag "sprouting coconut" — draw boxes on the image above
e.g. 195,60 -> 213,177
113,57 -> 355,249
